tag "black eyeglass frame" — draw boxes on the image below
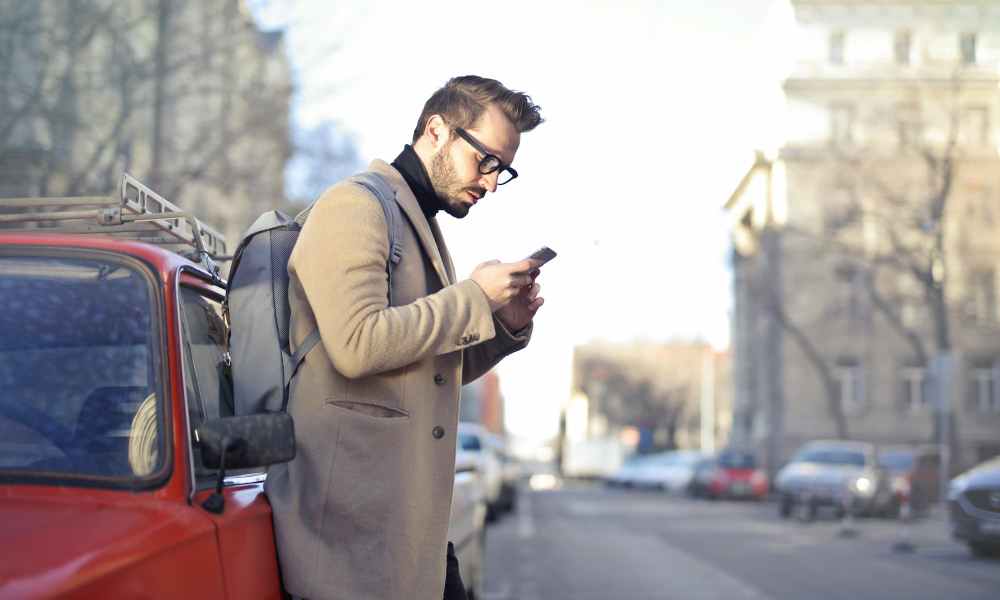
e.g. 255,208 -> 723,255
454,128 -> 518,185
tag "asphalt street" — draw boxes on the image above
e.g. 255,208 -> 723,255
480,480 -> 1000,600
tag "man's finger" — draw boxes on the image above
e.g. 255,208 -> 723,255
510,274 -> 532,288
476,259 -> 500,270
512,258 -> 542,274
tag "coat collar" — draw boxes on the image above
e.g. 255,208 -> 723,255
368,159 -> 452,286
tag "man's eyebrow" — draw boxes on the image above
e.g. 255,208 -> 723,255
469,131 -> 508,161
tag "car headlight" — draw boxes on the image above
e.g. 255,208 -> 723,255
852,476 -> 874,496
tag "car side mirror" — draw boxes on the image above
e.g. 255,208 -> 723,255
197,412 -> 296,470
196,413 -> 295,514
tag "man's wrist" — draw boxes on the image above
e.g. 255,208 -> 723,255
496,314 -> 530,338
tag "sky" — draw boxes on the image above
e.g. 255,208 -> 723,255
252,0 -> 790,444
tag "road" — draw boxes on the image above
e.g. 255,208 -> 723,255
480,480 -> 1000,600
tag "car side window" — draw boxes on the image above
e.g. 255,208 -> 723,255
178,285 -> 238,480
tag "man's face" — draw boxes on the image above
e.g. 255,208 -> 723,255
429,104 -> 520,218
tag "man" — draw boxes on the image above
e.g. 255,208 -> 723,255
265,75 -> 544,600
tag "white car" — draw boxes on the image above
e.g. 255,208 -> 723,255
458,423 -> 504,520
448,449 -> 488,600
606,454 -> 654,487
632,450 -> 706,492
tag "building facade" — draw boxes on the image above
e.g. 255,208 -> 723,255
727,0 -> 1000,476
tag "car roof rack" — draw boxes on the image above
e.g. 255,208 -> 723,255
0,173 -> 228,270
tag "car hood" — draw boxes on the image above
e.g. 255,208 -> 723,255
777,462 -> 864,488
0,491 -> 213,597
956,460 -> 1000,490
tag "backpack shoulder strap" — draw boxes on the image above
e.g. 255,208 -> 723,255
351,171 -> 405,304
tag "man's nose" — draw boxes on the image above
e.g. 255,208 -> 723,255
480,171 -> 499,194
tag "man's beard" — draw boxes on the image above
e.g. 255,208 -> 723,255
430,145 -> 484,219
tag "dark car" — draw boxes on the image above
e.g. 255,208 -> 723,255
774,440 -> 894,519
878,445 -> 941,515
690,450 -> 768,500
948,455 -> 1000,557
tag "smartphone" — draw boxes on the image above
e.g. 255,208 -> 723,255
526,246 -> 557,267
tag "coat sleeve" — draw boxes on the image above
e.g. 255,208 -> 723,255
288,183 -> 496,379
461,317 -> 532,384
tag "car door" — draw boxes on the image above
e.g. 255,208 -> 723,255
177,272 -> 284,600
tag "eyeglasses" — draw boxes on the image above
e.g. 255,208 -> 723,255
455,128 -> 518,185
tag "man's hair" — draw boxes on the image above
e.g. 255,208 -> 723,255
412,75 -> 543,143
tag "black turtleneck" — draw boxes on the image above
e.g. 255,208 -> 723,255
391,145 -> 444,219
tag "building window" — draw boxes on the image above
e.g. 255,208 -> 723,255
970,364 -> 1000,413
835,262 -> 867,323
900,366 -> 929,412
835,359 -> 866,417
894,30 -> 911,65
960,33 -> 977,65
830,104 -> 855,145
968,268 -> 997,323
830,30 -> 846,65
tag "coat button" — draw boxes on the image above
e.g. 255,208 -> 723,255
433,373 -> 446,385
432,426 -> 445,439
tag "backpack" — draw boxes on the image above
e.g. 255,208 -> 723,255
225,172 -> 405,415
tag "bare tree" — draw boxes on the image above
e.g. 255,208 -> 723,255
1,0 -> 367,253
748,256 -> 851,440
573,345 -> 702,451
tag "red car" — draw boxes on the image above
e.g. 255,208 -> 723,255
0,177 -> 294,599
0,175 -> 488,599
690,450 -> 769,500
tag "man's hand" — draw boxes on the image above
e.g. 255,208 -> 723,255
496,273 -> 543,332
469,259 -> 541,313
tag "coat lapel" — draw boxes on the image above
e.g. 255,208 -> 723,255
369,160 -> 452,286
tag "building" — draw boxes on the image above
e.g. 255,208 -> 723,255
0,0 -> 292,249
460,370 -> 506,435
726,0 -> 1000,476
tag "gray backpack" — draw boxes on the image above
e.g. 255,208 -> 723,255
225,172 -> 404,415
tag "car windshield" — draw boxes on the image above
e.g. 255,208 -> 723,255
0,253 -> 162,482
878,452 -> 915,471
458,432 -> 482,451
794,448 -> 866,466
718,452 -> 756,469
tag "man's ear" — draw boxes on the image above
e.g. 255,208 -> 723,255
425,114 -> 450,151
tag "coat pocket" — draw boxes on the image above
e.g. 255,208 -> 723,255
318,401 -> 410,593
327,399 -> 410,419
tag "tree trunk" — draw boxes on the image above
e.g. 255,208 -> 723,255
149,0 -> 171,191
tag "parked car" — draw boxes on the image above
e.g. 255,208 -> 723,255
449,450 -> 488,598
878,445 -> 941,515
605,453 -> 653,488
457,422 -> 504,520
0,176 -> 482,600
690,449 -> 768,500
775,440 -> 894,519
486,434 -> 520,512
948,455 -> 1000,557
631,450 -> 706,493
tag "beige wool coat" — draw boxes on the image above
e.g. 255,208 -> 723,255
265,159 -> 531,600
